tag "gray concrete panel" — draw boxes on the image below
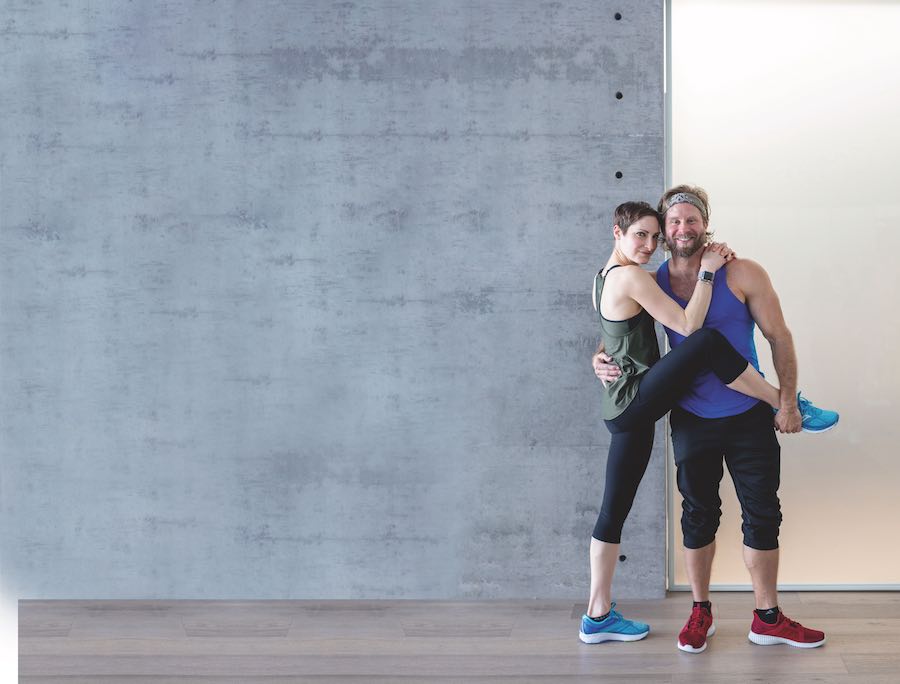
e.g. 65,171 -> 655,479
1,1 -> 664,598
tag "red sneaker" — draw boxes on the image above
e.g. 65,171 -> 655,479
677,604 -> 716,653
748,611 -> 826,648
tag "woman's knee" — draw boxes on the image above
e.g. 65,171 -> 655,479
687,327 -> 726,349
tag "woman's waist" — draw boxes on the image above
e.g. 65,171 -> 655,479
608,350 -> 659,377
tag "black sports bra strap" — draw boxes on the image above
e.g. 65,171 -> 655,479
602,264 -> 624,277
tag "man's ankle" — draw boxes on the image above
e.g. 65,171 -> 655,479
754,606 -> 780,624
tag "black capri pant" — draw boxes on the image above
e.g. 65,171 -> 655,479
672,401 -> 782,550
592,327 -> 750,543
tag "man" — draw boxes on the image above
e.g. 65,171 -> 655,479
593,185 -> 834,653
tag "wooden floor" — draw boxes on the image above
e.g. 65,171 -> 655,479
19,592 -> 900,683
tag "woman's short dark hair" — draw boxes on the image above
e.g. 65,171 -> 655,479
613,201 -> 662,232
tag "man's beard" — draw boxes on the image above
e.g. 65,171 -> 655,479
666,234 -> 704,258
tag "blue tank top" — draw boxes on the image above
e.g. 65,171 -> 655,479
656,260 -> 761,418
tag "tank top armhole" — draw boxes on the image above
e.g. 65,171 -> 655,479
595,263 -> 626,314
598,265 -> 643,325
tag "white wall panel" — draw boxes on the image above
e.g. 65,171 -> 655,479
669,0 -> 900,588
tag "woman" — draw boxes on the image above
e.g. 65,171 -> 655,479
579,201 -> 836,644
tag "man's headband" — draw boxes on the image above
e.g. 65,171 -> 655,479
664,192 -> 708,221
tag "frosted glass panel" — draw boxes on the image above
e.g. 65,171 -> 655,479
669,0 -> 900,587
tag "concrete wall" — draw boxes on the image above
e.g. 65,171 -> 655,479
0,1 -> 664,599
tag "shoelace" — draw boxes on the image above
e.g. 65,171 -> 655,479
687,609 -> 708,631
797,396 -> 821,418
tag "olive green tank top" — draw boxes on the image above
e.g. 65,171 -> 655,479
594,266 -> 661,420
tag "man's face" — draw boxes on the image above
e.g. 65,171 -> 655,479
664,203 -> 707,257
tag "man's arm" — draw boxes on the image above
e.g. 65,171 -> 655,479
732,259 -> 801,433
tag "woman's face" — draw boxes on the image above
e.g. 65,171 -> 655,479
615,215 -> 660,264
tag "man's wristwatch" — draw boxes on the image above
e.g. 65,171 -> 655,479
698,270 -> 715,284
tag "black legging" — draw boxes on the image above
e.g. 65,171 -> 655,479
592,327 -> 750,543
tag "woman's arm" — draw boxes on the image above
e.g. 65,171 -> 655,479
618,244 -> 731,335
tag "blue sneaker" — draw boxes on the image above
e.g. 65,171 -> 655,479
797,392 -> 839,433
579,602 -> 649,643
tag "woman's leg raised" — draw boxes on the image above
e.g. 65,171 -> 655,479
616,328 -> 778,430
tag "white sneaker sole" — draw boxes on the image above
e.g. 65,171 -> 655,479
748,630 -> 826,648
677,622 -> 716,653
579,629 -> 649,644
802,420 -> 838,434
801,416 -> 841,435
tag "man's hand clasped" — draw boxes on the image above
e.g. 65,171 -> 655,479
774,405 -> 802,434
592,351 -> 621,388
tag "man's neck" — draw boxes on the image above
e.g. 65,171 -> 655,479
668,252 -> 703,278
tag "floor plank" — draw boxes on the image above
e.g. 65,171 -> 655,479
21,593 -> 897,682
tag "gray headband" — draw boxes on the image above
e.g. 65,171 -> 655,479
664,192 -> 708,221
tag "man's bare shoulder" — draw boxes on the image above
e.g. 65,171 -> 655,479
726,257 -> 768,282
725,258 -> 773,298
